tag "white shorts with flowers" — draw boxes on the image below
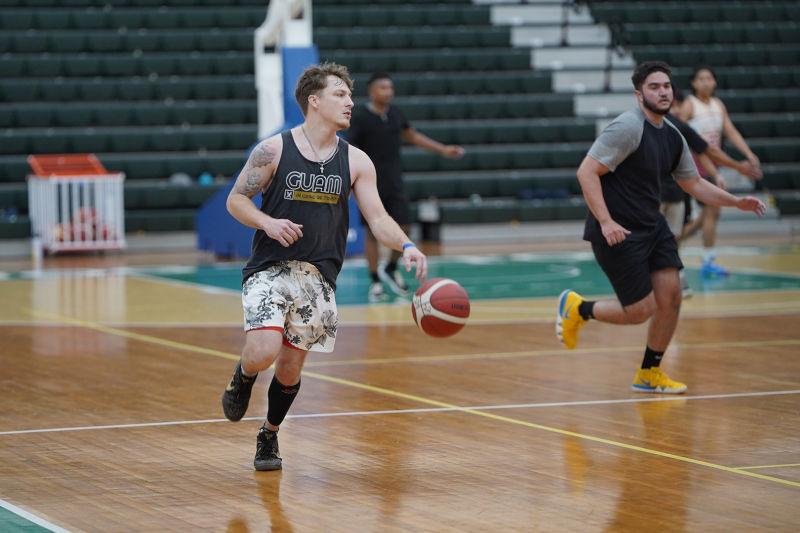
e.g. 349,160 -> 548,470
242,260 -> 338,353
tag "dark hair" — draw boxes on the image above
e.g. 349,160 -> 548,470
367,71 -> 391,88
672,84 -> 685,103
690,65 -> 716,83
631,61 -> 672,91
294,62 -> 353,115
689,65 -> 716,96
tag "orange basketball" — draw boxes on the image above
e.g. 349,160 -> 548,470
411,278 -> 470,338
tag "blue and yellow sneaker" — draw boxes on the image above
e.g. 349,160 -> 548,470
632,367 -> 687,394
556,289 -> 588,350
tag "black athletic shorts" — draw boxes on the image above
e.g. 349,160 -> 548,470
590,217 -> 682,307
360,188 -> 411,227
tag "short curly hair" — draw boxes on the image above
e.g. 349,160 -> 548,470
631,61 -> 672,91
295,62 -> 354,115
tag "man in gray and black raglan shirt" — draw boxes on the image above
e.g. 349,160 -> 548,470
555,61 -> 766,394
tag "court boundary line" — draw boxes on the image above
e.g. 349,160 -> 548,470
0,499 -> 71,533
17,309 -> 800,489
2,389 -> 798,437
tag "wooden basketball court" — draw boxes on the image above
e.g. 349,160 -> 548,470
1,233 -> 798,532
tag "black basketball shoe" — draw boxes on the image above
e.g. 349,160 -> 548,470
221,363 -> 257,422
254,426 -> 282,471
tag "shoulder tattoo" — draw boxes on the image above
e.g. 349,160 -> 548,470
235,144 -> 276,195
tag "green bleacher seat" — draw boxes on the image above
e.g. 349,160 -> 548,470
1,10 -> 34,30
72,9 -> 108,29
79,79 -> 116,100
16,104 -> 53,128
390,6 -> 425,26
172,103 -> 209,125
1,80 -> 38,102
12,32 -> 49,53
0,56 -> 25,76
124,31 -> 161,52
114,78 -> 150,100
144,9 -> 180,29
140,55 -> 175,76
29,131 -> 69,154
510,147 -> 548,169
101,55 -> 139,76
0,132 -> 28,155
357,7 -> 391,26
179,8 -> 216,28
212,53 -> 252,75
93,104 -> 132,126
375,28 -> 410,49
109,130 -> 150,152
108,10 -> 146,29
71,129 -> 108,153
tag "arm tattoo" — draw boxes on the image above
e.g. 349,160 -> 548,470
233,144 -> 276,196
250,144 -> 275,168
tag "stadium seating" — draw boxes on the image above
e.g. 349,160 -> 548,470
1,0 -> 799,240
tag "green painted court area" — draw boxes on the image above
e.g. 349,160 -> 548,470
0,506 -> 54,533
142,252 -> 800,306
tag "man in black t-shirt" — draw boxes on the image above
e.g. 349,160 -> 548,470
556,61 -> 766,395
345,72 -> 464,301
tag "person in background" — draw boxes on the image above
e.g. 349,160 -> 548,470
661,86 -> 762,295
677,65 -> 762,277
345,72 -> 464,302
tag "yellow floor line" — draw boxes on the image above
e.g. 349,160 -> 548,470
29,309 -> 800,489
736,463 -> 800,470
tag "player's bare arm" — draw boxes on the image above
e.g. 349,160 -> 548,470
577,155 -> 631,246
720,102 -> 760,167
401,129 -> 465,159
227,135 -> 304,247
350,147 -> 428,280
705,145 -> 763,181
678,175 -> 766,216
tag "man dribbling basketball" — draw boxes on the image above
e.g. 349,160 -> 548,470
221,62 -> 427,471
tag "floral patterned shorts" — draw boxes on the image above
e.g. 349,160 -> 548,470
242,261 -> 338,353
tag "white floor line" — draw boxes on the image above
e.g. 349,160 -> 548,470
0,499 -> 71,533
2,389 -> 797,437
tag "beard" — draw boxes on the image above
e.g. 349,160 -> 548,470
642,94 -> 672,115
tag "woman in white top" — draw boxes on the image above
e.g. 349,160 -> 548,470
678,65 -> 761,277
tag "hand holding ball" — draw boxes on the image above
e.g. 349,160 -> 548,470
411,278 -> 470,337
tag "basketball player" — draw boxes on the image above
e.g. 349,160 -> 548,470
557,61 -> 766,394
222,62 -> 427,471
345,72 -> 464,302
661,87 -> 762,295
677,65 -> 762,277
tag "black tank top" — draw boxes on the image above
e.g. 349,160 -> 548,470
242,130 -> 351,289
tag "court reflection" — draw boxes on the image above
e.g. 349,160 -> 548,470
604,399 -> 689,533
226,472 -> 294,533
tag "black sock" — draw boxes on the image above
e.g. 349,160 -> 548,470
641,346 -> 664,369
578,301 -> 595,320
385,261 -> 397,273
370,271 -> 379,283
266,376 -> 300,428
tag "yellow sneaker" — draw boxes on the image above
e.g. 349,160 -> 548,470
556,289 -> 587,349
632,367 -> 687,394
